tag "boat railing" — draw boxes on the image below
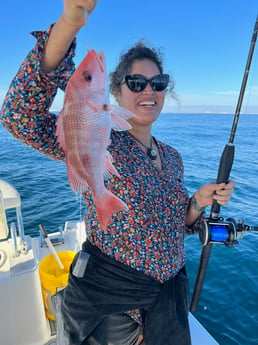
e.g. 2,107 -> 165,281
0,180 -> 27,254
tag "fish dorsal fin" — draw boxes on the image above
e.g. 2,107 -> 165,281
55,110 -> 66,151
103,151 -> 120,180
106,104 -> 136,131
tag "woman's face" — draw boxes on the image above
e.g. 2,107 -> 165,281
115,59 -> 166,129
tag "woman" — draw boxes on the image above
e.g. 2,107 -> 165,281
0,1 -> 235,344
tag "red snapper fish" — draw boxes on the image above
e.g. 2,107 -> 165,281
56,49 -> 135,230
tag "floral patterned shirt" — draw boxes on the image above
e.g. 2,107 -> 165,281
0,26 -> 203,323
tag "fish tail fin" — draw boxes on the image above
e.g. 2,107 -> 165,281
94,190 -> 128,230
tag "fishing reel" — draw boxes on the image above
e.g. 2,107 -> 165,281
199,217 -> 244,247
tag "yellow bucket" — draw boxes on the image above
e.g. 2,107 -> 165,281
39,251 -> 76,320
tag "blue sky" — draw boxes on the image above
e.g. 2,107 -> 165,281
1,0 -> 258,113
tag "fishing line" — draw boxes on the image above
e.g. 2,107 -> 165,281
242,50 -> 258,114
73,9 -> 90,245
79,193 -> 83,245
74,9 -> 90,68
74,192 -> 84,246
74,192 -> 82,218
79,193 -> 82,222
84,9 -> 90,53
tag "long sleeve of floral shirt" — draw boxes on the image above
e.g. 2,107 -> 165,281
0,26 -> 75,161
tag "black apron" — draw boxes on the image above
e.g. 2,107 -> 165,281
53,240 -> 191,345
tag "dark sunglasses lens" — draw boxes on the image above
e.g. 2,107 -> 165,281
151,75 -> 169,91
124,74 -> 169,92
125,76 -> 146,92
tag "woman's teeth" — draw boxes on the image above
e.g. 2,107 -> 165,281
139,101 -> 156,107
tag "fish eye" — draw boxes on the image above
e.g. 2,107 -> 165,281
82,70 -> 92,82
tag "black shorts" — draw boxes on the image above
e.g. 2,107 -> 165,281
82,313 -> 142,345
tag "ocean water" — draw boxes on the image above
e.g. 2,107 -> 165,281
0,113 -> 257,345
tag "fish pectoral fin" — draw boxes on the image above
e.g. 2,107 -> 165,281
55,110 -> 66,151
108,104 -> 137,120
110,113 -> 132,131
103,151 -> 120,179
107,105 -> 136,131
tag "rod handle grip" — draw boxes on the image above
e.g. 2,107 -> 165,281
211,144 -> 235,219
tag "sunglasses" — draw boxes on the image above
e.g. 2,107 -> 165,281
120,74 -> 169,93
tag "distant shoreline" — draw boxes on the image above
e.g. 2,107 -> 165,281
49,110 -> 258,116
161,112 -> 258,115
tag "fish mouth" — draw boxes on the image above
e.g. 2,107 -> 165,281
85,49 -> 105,73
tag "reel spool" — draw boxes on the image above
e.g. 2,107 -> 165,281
199,217 -> 244,247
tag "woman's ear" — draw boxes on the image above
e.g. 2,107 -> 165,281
113,90 -> 120,105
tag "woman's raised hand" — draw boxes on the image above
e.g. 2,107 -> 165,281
62,0 -> 99,27
41,0 -> 98,73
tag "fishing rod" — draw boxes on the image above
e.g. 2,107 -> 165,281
190,14 -> 258,314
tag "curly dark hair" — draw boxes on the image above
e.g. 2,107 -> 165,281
109,40 -> 175,97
